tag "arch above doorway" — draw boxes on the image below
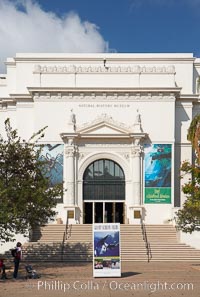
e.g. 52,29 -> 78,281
78,152 -> 130,181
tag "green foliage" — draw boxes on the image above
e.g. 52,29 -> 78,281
187,114 -> 200,147
0,119 -> 62,243
197,77 -> 200,93
177,112 -> 200,233
176,161 -> 200,233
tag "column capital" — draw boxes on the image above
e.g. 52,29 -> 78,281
65,145 -> 76,157
131,145 -> 143,157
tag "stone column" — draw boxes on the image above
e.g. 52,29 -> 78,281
65,138 -> 76,206
131,138 -> 142,205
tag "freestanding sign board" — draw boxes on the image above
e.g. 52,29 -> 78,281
93,223 -> 121,278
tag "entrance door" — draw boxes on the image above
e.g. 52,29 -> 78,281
84,202 -> 124,224
115,202 -> 124,224
105,203 -> 113,223
95,202 -> 103,223
84,202 -> 93,224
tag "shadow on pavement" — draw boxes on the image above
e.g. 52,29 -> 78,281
121,271 -> 141,278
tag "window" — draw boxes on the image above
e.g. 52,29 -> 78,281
83,159 -> 125,201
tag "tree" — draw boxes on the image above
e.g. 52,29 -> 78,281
176,114 -> 200,232
0,119 -> 62,243
176,161 -> 200,233
187,113 -> 200,164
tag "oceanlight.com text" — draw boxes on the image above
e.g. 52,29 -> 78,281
37,280 -> 194,293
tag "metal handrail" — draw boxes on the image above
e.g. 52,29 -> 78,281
61,230 -> 66,261
61,216 -> 71,261
65,218 -> 72,240
140,218 -> 152,262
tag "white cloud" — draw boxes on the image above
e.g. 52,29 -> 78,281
0,0 -> 109,73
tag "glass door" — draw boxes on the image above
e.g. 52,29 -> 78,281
95,202 -> 103,223
83,202 -> 93,224
84,202 -> 124,224
104,203 -> 113,223
115,202 -> 124,224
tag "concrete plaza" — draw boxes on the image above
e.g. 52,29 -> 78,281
1,261 -> 200,297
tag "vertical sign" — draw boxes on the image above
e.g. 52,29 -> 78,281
144,144 -> 172,204
93,223 -> 121,277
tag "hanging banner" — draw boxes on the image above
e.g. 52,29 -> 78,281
93,223 -> 121,278
39,144 -> 64,186
144,144 -> 172,204
39,144 -> 64,202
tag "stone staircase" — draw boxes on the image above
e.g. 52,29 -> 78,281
24,224 -> 93,262
21,224 -> 200,262
145,225 -> 200,261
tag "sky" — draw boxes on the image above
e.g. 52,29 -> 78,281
0,0 -> 200,72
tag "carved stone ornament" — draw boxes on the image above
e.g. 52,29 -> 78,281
131,145 -> 143,157
76,113 -> 131,132
69,109 -> 76,125
133,109 -> 143,133
78,153 -> 85,160
123,153 -> 130,160
68,138 -> 74,146
67,109 -> 76,132
65,145 -> 76,157
34,64 -> 176,75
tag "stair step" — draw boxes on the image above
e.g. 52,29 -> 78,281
22,224 -> 200,262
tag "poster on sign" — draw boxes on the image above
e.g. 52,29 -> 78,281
93,223 -> 121,278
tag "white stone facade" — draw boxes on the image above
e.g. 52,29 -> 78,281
1,53 -> 200,236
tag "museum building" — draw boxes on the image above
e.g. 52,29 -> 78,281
0,53 -> 200,231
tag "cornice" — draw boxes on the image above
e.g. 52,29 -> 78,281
28,87 -> 181,94
0,94 -> 33,104
10,94 -> 32,99
0,98 -> 16,110
61,133 -> 132,139
61,132 -> 147,140
13,53 -> 195,63
0,94 -> 33,106
29,88 -> 179,102
194,58 -> 200,67
0,97 -> 14,102
3,87 -> 181,103
177,94 -> 199,102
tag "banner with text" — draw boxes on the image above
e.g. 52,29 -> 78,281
144,144 -> 172,204
93,223 -> 121,278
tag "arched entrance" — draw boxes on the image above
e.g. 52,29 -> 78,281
83,159 -> 125,224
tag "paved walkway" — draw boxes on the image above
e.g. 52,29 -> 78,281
1,261 -> 200,297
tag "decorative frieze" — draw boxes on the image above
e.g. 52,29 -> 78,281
34,64 -> 176,75
33,92 -> 176,102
